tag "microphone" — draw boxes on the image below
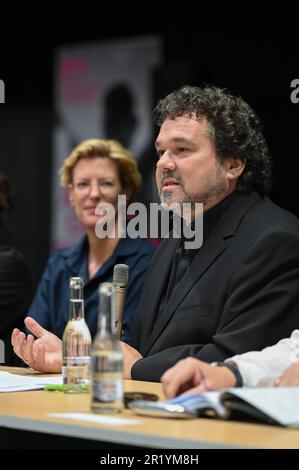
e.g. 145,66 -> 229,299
113,264 -> 129,339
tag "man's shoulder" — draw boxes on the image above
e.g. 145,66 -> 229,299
247,196 -> 299,235
233,197 -> 299,257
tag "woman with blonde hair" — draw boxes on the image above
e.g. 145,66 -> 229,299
15,139 -> 154,348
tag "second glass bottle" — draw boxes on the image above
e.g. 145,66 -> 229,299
91,282 -> 123,413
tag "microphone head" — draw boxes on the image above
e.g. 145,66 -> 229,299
113,263 -> 129,286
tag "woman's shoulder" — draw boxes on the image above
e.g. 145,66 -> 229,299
47,237 -> 87,263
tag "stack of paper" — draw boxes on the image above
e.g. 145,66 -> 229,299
0,371 -> 62,392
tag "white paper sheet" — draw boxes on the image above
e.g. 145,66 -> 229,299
0,371 -> 62,392
227,387 -> 299,426
49,412 -> 140,426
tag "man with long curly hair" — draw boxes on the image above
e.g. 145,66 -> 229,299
12,86 -> 299,382
124,85 -> 299,381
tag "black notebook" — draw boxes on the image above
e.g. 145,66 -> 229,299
128,387 -> 299,427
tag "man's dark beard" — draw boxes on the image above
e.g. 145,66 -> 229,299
160,166 -> 226,207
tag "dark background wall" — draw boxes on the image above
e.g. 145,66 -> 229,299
0,21 -> 298,289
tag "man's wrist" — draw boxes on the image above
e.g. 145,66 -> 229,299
211,360 -> 243,387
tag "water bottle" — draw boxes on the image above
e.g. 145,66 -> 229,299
91,282 -> 123,413
62,277 -> 92,393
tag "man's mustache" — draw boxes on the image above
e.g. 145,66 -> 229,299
160,170 -> 182,186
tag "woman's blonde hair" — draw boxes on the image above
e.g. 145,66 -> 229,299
60,139 -> 141,200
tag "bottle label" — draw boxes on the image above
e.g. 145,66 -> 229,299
63,356 -> 90,366
93,379 -> 122,402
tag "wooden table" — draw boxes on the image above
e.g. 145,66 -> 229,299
1,367 -> 299,449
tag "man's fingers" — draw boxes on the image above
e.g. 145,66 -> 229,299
33,342 -> 46,370
181,384 -> 208,396
162,369 -> 184,398
11,328 -> 21,346
12,331 -> 38,366
24,317 -> 48,338
162,380 -> 180,399
162,358 -> 206,398
12,331 -> 26,357
22,335 -> 35,363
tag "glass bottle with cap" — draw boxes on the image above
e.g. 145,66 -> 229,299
91,282 -> 123,413
62,277 -> 92,393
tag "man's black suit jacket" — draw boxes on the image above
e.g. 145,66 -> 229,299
131,191 -> 299,381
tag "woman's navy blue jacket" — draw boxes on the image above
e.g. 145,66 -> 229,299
27,236 -> 154,343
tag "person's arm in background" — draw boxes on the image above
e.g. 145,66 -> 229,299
162,332 -> 299,397
230,330 -> 299,386
276,361 -> 299,386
